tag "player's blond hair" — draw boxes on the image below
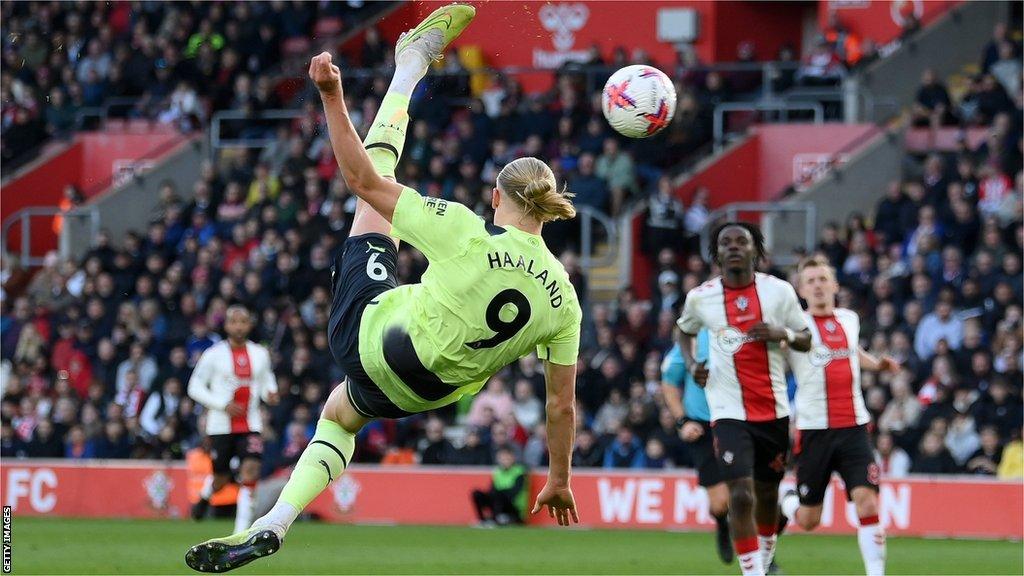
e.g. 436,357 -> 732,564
797,255 -> 837,284
497,157 -> 576,222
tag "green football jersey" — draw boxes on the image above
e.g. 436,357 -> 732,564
357,187 -> 582,413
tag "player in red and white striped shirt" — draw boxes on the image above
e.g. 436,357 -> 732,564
779,256 -> 899,576
188,306 -> 278,534
677,223 -> 812,576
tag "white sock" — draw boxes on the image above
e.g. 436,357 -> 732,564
858,518 -> 886,576
780,492 -> 800,519
252,501 -> 300,540
199,475 -> 214,500
758,534 -> 777,572
234,484 -> 256,533
738,550 -> 765,576
388,52 -> 429,97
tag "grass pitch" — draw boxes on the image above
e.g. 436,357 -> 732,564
11,517 -> 1022,574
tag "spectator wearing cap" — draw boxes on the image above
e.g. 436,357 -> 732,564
653,271 -> 681,318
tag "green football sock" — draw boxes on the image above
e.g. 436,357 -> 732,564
363,92 -> 410,179
278,418 -> 355,512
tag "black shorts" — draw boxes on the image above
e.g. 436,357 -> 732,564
327,233 -> 413,420
711,418 -> 790,483
209,433 -> 263,475
794,425 -> 879,505
687,420 -> 725,487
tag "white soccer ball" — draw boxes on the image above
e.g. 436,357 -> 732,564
601,65 -> 677,138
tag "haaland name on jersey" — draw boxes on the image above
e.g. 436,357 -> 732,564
486,250 -> 565,308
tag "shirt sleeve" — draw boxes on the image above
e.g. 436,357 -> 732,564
781,282 -> 810,332
537,303 -> 582,366
695,328 -> 711,364
676,291 -> 703,335
660,348 -> 686,387
390,186 -> 485,261
187,349 -> 226,411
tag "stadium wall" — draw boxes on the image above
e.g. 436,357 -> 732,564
5,461 -> 1021,540
766,125 -> 902,257
61,137 -> 207,263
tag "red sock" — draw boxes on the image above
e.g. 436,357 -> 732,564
859,514 -> 880,526
757,524 -> 776,537
735,536 -> 759,555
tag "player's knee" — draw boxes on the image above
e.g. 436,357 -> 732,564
707,487 -> 730,517
797,508 -> 822,531
728,485 -> 755,514
852,489 -> 879,518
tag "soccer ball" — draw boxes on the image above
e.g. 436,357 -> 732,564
601,65 -> 677,138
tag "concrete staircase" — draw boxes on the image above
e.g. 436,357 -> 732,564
586,242 -> 623,304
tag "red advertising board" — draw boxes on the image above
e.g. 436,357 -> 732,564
5,461 -> 1021,540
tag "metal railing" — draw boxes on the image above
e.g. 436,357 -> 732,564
577,206 -> 617,271
209,109 -> 305,153
2,206 -> 100,267
699,202 -> 817,267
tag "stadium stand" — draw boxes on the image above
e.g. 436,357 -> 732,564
1,1 -> 1022,488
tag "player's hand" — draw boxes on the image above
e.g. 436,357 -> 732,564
878,355 -> 901,373
680,420 -> 704,442
749,322 -> 785,342
225,402 -> 245,417
531,482 -> 579,526
309,51 -> 342,96
690,361 -> 709,388
265,392 -> 280,406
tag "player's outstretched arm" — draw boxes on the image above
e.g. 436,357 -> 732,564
532,360 -> 579,526
858,347 -> 900,373
309,52 -> 404,221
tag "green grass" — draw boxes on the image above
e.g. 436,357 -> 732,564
10,517 -> 1022,575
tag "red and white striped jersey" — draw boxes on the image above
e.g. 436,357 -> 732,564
187,340 -> 277,435
677,273 -> 808,422
789,308 -> 870,430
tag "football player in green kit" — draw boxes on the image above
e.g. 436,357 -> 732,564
186,5 -> 582,573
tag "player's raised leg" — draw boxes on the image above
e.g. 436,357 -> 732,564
351,1 -> 475,241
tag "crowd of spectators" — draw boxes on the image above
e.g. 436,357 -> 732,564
0,1 -> 388,167
1,4 -> 1022,482
912,23 -> 1022,129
